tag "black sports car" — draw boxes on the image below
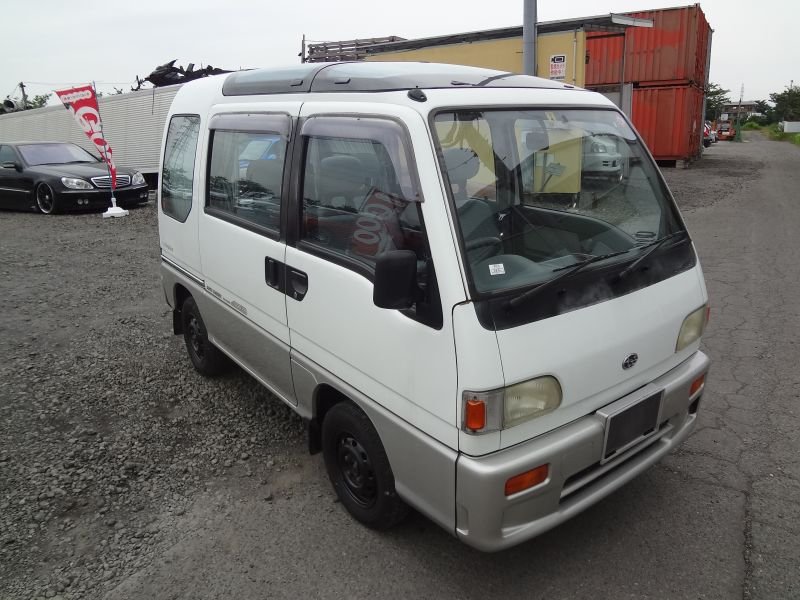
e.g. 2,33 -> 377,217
0,141 -> 149,214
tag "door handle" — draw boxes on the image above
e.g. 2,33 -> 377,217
287,268 -> 308,301
264,257 -> 285,292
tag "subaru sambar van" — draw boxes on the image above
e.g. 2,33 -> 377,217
157,62 -> 710,551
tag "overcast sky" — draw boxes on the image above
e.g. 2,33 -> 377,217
1,0 -> 796,106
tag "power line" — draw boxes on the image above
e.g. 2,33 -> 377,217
19,80 -> 138,87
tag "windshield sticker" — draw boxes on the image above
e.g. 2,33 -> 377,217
489,264 -> 506,276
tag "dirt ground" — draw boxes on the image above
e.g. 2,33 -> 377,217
1,133 -> 798,599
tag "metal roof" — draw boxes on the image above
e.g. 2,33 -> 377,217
222,61 -> 578,96
305,14 -> 653,62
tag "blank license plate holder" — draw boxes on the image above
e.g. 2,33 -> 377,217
599,391 -> 663,463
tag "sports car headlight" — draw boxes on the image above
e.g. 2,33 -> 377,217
676,305 -> 709,352
131,171 -> 145,186
61,177 -> 92,190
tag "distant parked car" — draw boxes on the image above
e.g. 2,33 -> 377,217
705,121 -> 717,144
703,123 -> 713,147
582,134 -> 623,180
717,121 -> 735,141
0,141 -> 149,214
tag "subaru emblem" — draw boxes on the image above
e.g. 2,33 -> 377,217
622,353 -> 638,370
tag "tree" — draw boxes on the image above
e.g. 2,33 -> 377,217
705,83 -> 731,121
5,93 -> 52,110
27,93 -> 51,109
769,86 -> 800,121
752,100 -> 775,124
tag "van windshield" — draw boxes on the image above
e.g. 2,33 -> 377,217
433,108 -> 685,298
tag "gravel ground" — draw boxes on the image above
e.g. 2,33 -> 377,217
0,202 -> 306,599
0,136 -> 788,599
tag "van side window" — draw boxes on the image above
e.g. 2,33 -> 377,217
298,116 -> 441,328
299,117 -> 425,270
207,130 -> 287,233
162,115 -> 200,222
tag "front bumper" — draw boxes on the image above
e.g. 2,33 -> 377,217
59,185 -> 149,210
455,350 -> 710,552
583,153 -> 623,174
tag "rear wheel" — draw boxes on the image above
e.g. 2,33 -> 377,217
181,297 -> 229,376
322,402 -> 408,530
35,183 -> 58,214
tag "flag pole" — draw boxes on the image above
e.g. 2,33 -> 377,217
93,81 -> 128,218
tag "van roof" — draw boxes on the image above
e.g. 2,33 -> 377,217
222,61 -> 575,96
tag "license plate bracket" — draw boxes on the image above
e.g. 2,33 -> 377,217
600,391 -> 663,463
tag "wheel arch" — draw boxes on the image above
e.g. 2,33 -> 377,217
308,383 -> 350,455
172,283 -> 192,334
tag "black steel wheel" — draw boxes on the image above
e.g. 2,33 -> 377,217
180,296 -> 229,376
322,402 -> 408,529
35,183 -> 57,214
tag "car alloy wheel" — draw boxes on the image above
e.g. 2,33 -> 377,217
35,183 -> 56,214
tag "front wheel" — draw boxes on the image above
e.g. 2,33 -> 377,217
181,297 -> 229,376
35,183 -> 58,214
322,402 -> 408,530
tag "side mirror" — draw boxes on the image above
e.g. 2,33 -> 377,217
373,250 -> 417,309
1,161 -> 21,171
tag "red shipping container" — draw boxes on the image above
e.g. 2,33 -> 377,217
585,5 -> 712,87
631,85 -> 704,162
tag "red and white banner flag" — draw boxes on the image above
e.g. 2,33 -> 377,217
54,84 -> 117,189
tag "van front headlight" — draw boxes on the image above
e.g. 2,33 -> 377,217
676,305 -> 709,352
504,377 -> 562,427
131,171 -> 146,186
462,376 -> 562,434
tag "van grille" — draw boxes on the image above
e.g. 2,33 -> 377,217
91,175 -> 131,188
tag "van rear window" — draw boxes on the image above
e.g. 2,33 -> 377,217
162,115 -> 200,222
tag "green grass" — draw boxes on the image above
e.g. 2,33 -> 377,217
738,122 -> 800,145
767,124 -> 789,141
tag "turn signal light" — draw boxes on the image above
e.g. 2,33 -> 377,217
505,464 -> 549,496
464,399 -> 486,432
690,374 -> 705,396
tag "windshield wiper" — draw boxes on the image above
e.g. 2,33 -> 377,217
615,230 -> 689,282
506,250 -> 630,310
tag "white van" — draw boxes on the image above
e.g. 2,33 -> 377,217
157,62 -> 710,552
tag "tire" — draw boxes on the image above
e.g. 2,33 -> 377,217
181,296 -> 229,376
322,402 -> 409,530
35,183 -> 58,214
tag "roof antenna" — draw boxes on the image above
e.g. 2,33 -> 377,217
407,87 -> 427,102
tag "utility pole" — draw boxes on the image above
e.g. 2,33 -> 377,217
523,0 -> 537,76
300,34 -> 306,63
734,83 -> 744,142
18,82 -> 28,109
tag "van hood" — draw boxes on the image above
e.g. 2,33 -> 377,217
495,267 -> 705,449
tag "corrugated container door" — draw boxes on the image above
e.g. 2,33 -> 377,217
631,85 -> 704,161
585,5 -> 711,87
